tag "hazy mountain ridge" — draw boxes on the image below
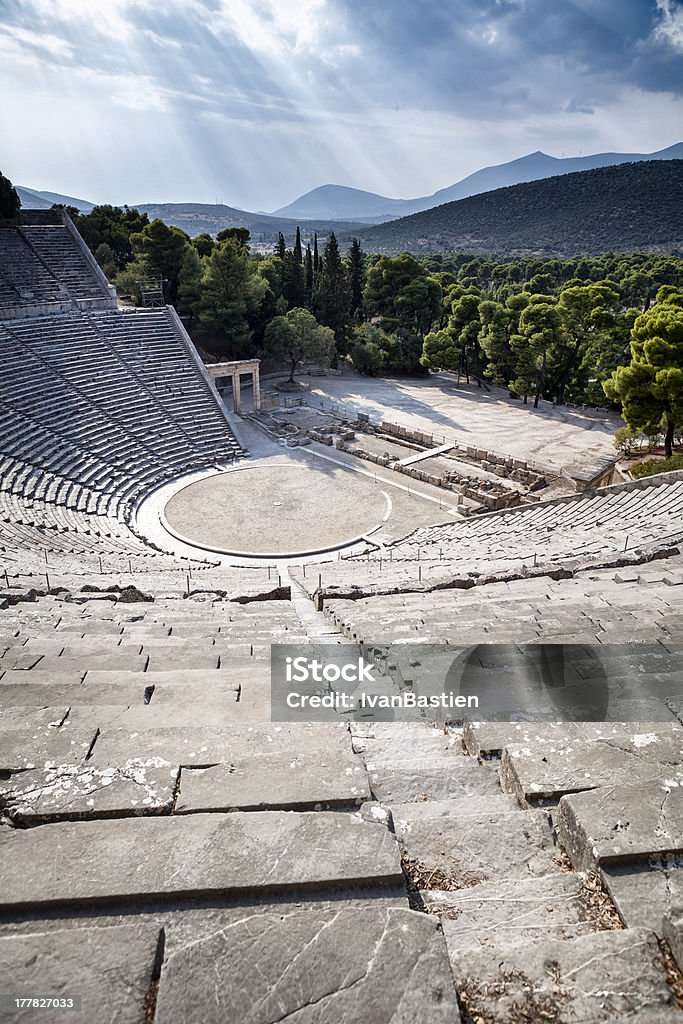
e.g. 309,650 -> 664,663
355,160 -> 683,257
271,142 -> 683,221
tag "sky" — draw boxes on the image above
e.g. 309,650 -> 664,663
1,0 -> 682,211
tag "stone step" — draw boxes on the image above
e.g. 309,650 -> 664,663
0,725 -> 97,771
425,873 -> 596,951
367,760 -> 502,803
175,748 -> 369,813
396,808 -> 558,889
0,924 -> 161,1024
0,759 -> 179,823
558,781 -> 683,871
448,927 -> 678,1023
155,905 -> 458,1024
0,811 -> 403,909
88,722 -> 355,768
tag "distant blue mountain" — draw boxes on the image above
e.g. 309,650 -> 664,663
271,142 -> 683,222
16,185 -> 94,212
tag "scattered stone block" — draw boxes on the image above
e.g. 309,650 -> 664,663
367,760 -> 502,803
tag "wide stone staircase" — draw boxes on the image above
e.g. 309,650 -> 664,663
1,587 -> 683,1021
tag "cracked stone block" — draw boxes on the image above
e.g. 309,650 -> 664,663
0,759 -> 179,823
367,759 -> 502,803
397,809 -> 557,888
0,811 -> 402,908
0,682 -> 147,707
89,722 -> 352,767
502,730 -> 683,805
155,905 -> 458,1024
0,725 -> 98,771
0,670 -> 85,685
602,861 -> 683,931
663,904 -> 683,969
387,794 -> 519,826
462,720 -> 651,758
0,706 -> 68,731
428,874 -> 594,951
176,750 -> 369,813
558,783 -> 683,871
449,927 -> 676,1023
350,722 -> 463,762
34,654 -> 148,673
0,923 -> 161,1024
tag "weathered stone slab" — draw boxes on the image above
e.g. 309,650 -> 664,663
449,928 -> 674,1023
663,903 -> 683,969
83,669 -> 241,693
431,874 -> 593,950
176,750 -> 369,813
0,707 -> 68,731
0,682 -> 146,706
387,794 -> 519,826
0,725 -> 97,771
0,924 -> 160,1024
368,760 -> 501,803
0,670 -> 86,685
463,720 -> 654,758
89,723 -> 351,767
0,811 -> 402,908
155,905 -> 458,1024
34,654 -> 147,673
398,810 -> 557,888
602,861 -> 683,931
351,722 -> 463,762
0,759 -> 179,823
558,782 -> 683,871
502,731 -> 683,805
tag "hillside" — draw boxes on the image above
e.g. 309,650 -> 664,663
16,185 -> 94,212
134,202 -> 363,244
355,160 -> 683,256
271,142 -> 683,221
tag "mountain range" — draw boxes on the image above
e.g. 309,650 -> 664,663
17,141 -> 683,231
270,142 -> 683,222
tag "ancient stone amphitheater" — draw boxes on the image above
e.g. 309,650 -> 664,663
1,211 -> 683,1022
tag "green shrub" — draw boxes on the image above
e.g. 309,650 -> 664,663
631,454 -> 683,479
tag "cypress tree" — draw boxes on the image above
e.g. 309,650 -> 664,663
304,243 -> 314,307
348,237 -> 366,319
314,232 -> 351,348
313,233 -> 319,277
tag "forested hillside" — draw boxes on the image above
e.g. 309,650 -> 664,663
358,161 -> 683,256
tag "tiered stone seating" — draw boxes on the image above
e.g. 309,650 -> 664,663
0,301 -> 244,580
321,556 -> 683,646
0,226 -> 66,306
291,473 -> 683,601
19,225 -> 111,302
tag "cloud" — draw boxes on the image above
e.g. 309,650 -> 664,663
1,0 -> 682,209
654,0 -> 683,49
